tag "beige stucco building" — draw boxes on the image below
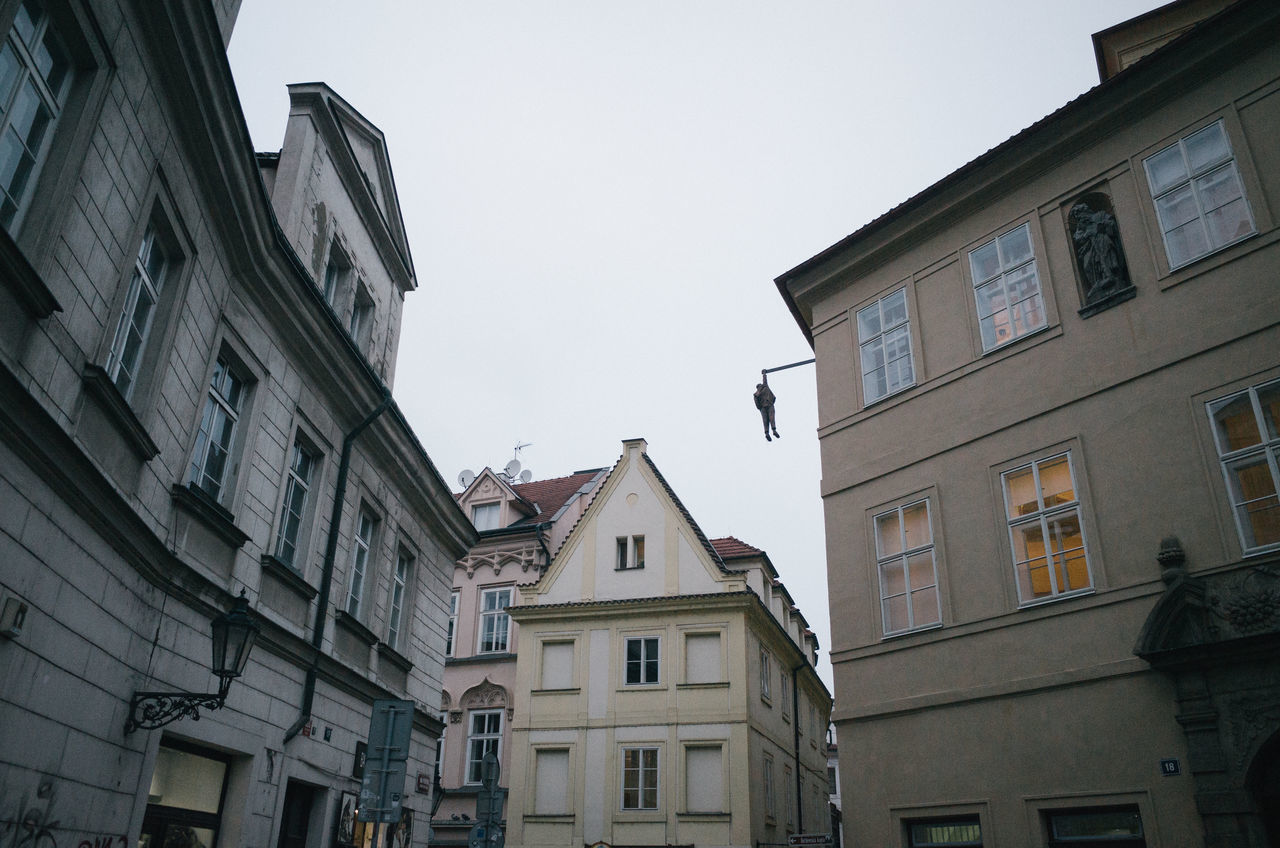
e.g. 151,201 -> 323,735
776,1 -> 1280,845
503,439 -> 832,848
0,1 -> 471,845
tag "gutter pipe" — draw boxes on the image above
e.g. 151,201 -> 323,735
285,388 -> 394,743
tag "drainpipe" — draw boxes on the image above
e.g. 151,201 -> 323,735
285,389 -> 394,743
792,661 -> 806,835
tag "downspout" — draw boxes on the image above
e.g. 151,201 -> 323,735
793,661 -> 806,835
285,389 -> 394,743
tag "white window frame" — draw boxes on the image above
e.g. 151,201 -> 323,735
1207,379 -> 1280,555
780,672 -> 790,720
763,754 -> 776,820
620,746 -> 660,811
478,586 -> 512,653
465,709 -> 503,785
969,222 -> 1047,352
472,502 -> 501,531
345,507 -> 377,619
1143,119 -> 1256,271
874,499 -> 941,636
105,219 -> 168,400
624,635 -> 660,686
759,646 -> 772,702
273,435 -> 318,569
188,354 -> 247,503
856,287 -> 915,404
445,590 -> 459,656
1002,452 -> 1093,605
0,0 -> 73,231
386,549 -> 412,650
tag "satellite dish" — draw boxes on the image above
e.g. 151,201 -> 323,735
519,469 -> 533,483
504,459 -> 521,478
457,469 -> 476,489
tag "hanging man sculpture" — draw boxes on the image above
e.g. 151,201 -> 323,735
754,371 -> 780,442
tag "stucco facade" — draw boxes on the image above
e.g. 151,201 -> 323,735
0,1 -> 471,846
504,439 -> 831,848
776,1 -> 1280,846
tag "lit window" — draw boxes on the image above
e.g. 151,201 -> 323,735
1003,454 -> 1091,604
387,551 -> 412,650
621,747 -> 659,810
472,503 -> 500,531
188,356 -> 246,503
616,535 -> 644,569
857,288 -> 914,403
875,500 -> 940,634
907,817 -> 982,847
273,437 -> 317,568
445,590 -> 459,656
478,587 -> 512,653
0,0 -> 72,230
1208,380 -> 1280,553
625,636 -> 660,686
106,221 -> 168,400
1144,120 -> 1254,270
465,710 -> 502,784
969,223 -> 1046,351
759,646 -> 772,701
345,508 -> 377,618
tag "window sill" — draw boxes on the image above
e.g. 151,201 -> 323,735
615,811 -> 664,823
0,225 -> 60,318
881,621 -> 944,641
170,483 -> 249,548
615,566 -> 645,571
677,811 -> 730,821
446,652 -> 515,666
1077,284 -> 1136,319
523,814 -> 574,823
531,687 -> 580,696
81,364 -> 160,460
260,553 -> 318,600
676,681 -> 729,690
1016,587 -> 1095,610
619,683 -> 664,691
335,609 -> 378,646
377,641 -> 413,673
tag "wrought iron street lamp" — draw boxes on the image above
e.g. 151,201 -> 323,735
125,591 -> 259,734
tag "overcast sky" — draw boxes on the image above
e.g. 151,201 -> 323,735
228,0 -> 1159,690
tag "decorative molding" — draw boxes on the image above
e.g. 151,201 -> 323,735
1227,693 -> 1280,771
460,543 -> 539,578
170,483 -> 250,548
459,677 -> 508,710
260,553 -> 318,600
80,364 -> 161,460
0,225 -> 60,318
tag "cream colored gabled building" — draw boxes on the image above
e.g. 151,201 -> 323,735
505,438 -> 831,848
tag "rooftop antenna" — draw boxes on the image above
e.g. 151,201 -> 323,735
503,441 -> 533,483
754,358 -> 814,443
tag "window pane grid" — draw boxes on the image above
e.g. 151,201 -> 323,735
875,500 -> 940,635
388,553 -> 410,650
274,439 -> 315,567
857,289 -> 915,403
1003,454 -> 1092,603
346,510 -> 375,617
626,636 -> 659,685
621,747 -> 659,810
970,223 -> 1046,352
1210,381 -> 1280,552
479,588 -> 512,653
188,357 -> 244,502
466,710 -> 502,784
1145,120 -> 1255,269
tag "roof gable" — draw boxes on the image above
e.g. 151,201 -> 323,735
529,439 -> 740,605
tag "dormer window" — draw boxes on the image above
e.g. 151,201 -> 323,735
472,502 -> 500,531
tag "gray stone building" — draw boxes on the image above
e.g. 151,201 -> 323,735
0,1 -> 472,845
776,0 -> 1280,845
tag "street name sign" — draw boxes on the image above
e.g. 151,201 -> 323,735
788,834 -> 833,847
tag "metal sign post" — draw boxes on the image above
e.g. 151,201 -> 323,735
358,698 -> 415,833
468,752 -> 505,848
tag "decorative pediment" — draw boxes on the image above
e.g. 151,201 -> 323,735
460,678 -> 508,710
1136,537 -> 1280,665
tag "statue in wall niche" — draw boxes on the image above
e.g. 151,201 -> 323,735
1069,197 -> 1131,305
754,371 -> 780,442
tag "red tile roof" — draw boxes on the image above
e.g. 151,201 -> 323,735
508,469 -> 606,525
711,536 -> 764,560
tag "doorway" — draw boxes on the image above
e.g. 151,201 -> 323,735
138,742 -> 230,848
276,781 -> 317,848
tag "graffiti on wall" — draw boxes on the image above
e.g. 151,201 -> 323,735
1,779 -> 126,848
